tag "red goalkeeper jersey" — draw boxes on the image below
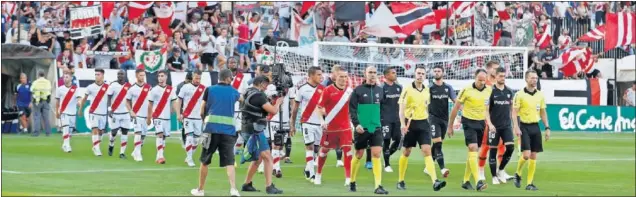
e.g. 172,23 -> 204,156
318,84 -> 351,132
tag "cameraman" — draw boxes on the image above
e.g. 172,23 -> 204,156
264,64 -> 295,178
240,76 -> 284,194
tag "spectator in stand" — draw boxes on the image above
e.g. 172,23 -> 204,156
116,34 -> 135,70
173,31 -> 188,61
248,12 -> 263,55
200,34 -> 218,71
188,31 -> 204,72
168,47 -> 186,72
494,16 -> 513,46
558,28 -> 572,51
90,45 -> 117,69
36,8 -> 53,28
575,2 -> 590,30
236,16 -> 251,70
262,29 -> 275,46
56,48 -> 73,69
215,27 -> 228,69
624,82 -> 636,106
270,13 -> 280,38
73,45 -> 88,69
594,2 -> 607,25
31,29 -> 55,52
539,47 -> 555,79
331,28 -> 350,43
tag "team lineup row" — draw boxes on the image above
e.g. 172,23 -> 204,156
53,61 -> 549,196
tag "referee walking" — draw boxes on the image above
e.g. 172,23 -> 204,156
511,70 -> 550,191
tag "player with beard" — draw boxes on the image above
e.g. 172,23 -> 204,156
56,73 -> 81,153
79,69 -> 109,156
379,68 -> 402,173
148,70 -> 181,164
176,72 -> 192,149
477,61 -> 508,180
178,71 -> 206,167
106,70 -> 132,159
424,65 -> 456,177
487,68 -> 516,185
290,66 -> 324,183
126,69 -> 152,162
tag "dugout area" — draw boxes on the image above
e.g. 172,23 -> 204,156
1,44 -> 57,132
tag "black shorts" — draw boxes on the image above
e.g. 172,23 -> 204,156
488,126 -> 514,147
18,106 -> 31,117
200,133 -> 238,167
403,119 -> 431,148
462,118 -> 486,147
354,127 -> 383,150
519,123 -> 543,153
201,52 -> 218,66
429,116 -> 448,140
381,122 -> 401,141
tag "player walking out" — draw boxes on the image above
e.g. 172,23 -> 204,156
126,69 -> 152,162
512,70 -> 550,191
447,69 -> 492,191
290,66 -> 324,183
379,68 -> 401,173
79,69 -> 110,156
349,66 -> 389,194
322,65 -> 345,168
55,73 -> 80,153
178,71 -> 206,167
315,69 -> 354,186
478,61 -> 507,180
191,69 -> 241,197
148,70 -> 180,164
396,67 -> 447,191
487,68 -> 516,184
425,65 -> 456,178
106,70 -> 132,159
176,73 -> 192,149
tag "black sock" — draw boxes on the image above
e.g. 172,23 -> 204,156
314,145 -> 320,155
499,144 -> 515,171
383,139 -> 391,167
489,148 -> 498,177
389,139 -> 400,155
434,142 -> 446,169
284,138 -> 292,157
366,148 -> 372,163
180,128 -> 186,146
336,147 -> 343,160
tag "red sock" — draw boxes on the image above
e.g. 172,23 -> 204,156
316,148 -> 328,174
342,146 -> 352,178
478,144 -> 489,167
497,141 -> 505,161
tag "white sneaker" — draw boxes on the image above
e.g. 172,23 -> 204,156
384,166 -> 394,173
478,168 -> 486,181
314,174 -> 322,185
336,160 -> 344,167
423,168 -> 429,175
344,178 -> 351,186
230,188 -> 240,197
497,170 -> 511,183
133,152 -> 143,162
186,158 -> 196,167
93,147 -> 102,156
441,168 -> 450,178
492,177 -> 501,185
190,189 -> 204,196
257,163 -> 264,174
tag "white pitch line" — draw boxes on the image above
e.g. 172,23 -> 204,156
6,158 -> 634,175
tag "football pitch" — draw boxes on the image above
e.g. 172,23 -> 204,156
2,132 -> 635,196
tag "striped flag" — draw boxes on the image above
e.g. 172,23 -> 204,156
550,47 -> 592,77
188,2 -> 218,8
535,28 -> 552,49
451,2 -> 475,18
494,2 -> 510,21
391,2 -> 435,36
604,12 -> 636,52
153,2 -> 175,37
3,2 -> 17,16
362,3 -> 403,38
578,25 -> 605,42
128,2 -> 154,20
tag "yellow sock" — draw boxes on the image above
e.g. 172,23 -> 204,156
398,154 -> 408,181
351,156 -> 361,182
468,152 -> 480,183
516,157 -> 528,176
424,156 -> 438,182
527,159 -> 536,185
463,160 -> 471,182
372,157 -> 382,188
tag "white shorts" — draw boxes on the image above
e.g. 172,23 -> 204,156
234,112 -> 242,131
60,114 -> 76,129
109,113 -> 132,130
89,114 -> 108,130
184,118 -> 203,137
302,123 -> 323,146
153,119 -> 171,136
133,117 -> 150,135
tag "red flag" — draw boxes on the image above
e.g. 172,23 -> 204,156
154,2 -> 174,37
451,2 -> 474,18
300,2 -> 316,16
604,12 -> 636,52
493,30 -> 502,46
578,24 -> 605,42
128,1 -> 154,20
550,47 -> 592,77
495,2 -> 510,21
102,2 -> 115,19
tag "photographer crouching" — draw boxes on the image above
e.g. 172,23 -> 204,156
240,75 -> 284,195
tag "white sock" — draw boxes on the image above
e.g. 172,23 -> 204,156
305,150 -> 315,175
120,134 -> 128,154
133,134 -> 142,156
186,135 -> 194,160
92,134 -> 100,149
156,136 -> 165,160
273,150 -> 281,171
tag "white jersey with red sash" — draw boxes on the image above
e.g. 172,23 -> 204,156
149,85 -> 177,120
127,83 -> 152,118
56,85 -> 80,115
86,83 -> 110,115
178,83 -> 206,119
296,83 -> 324,125
107,82 -> 132,114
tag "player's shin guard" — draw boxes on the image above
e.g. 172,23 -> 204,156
488,148 -> 498,177
383,139 -> 391,167
342,146 -> 352,179
120,129 -> 129,154
350,155 -> 361,182
468,152 -> 480,183
432,142 -> 445,169
372,157 -> 382,188
156,135 -> 165,160
316,148 -> 328,175
478,144 -> 489,168
398,154 -> 408,181
499,145 -> 514,170
424,156 -> 438,182
305,150 -> 315,176
527,159 -> 536,185
497,142 -> 505,163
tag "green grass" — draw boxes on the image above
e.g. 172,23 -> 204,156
2,132 -> 635,196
